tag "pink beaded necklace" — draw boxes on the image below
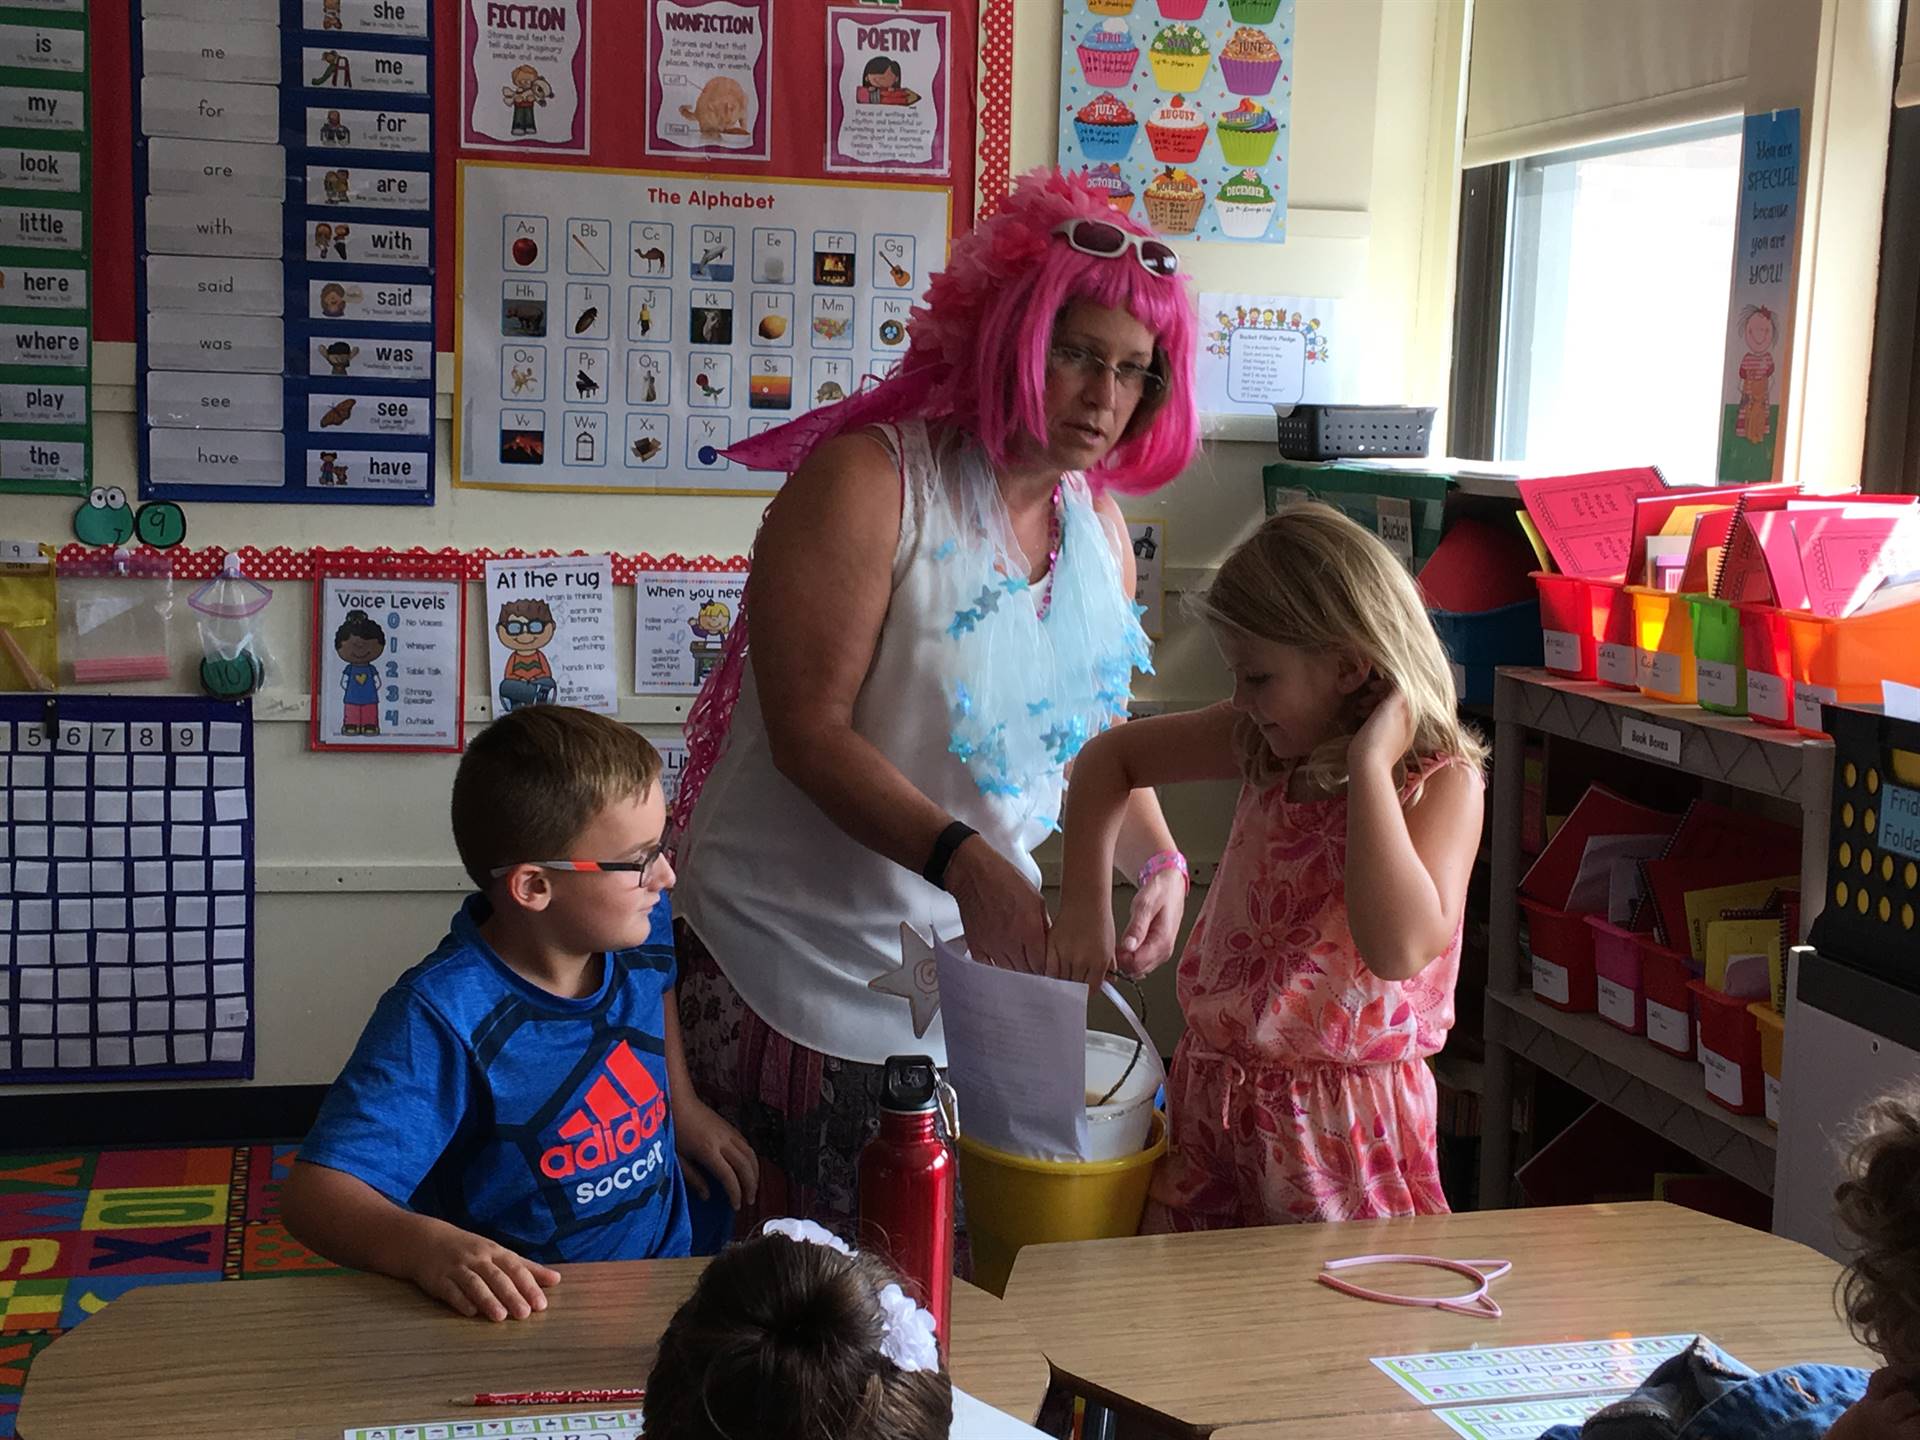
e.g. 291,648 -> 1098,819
1035,482 -> 1064,620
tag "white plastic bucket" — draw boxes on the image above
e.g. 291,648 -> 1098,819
1084,1030 -> 1159,1161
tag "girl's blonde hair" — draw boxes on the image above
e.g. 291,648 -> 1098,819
1200,503 -> 1488,791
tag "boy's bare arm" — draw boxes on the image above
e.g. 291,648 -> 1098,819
282,1158 -> 561,1321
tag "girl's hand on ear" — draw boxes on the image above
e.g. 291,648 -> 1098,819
1349,682 -> 1414,774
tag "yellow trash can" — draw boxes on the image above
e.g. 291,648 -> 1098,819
958,1110 -> 1168,1297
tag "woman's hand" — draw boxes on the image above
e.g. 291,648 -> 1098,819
1116,868 -> 1186,978
1349,681 -> 1414,775
1047,896 -> 1117,987
946,836 -> 1050,972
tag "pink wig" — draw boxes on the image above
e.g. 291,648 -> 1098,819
722,168 -> 1199,494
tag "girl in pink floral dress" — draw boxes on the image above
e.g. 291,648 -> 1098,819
1053,504 -> 1487,1229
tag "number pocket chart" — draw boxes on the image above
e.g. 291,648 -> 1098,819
1,694 -> 256,1084
455,159 -> 950,494
132,0 -> 436,506
0,0 -> 91,496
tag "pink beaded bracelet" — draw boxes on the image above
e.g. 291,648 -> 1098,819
1137,849 -> 1190,892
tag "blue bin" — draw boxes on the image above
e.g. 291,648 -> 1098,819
1430,599 -> 1544,705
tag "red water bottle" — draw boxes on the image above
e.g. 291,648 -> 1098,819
858,1054 -> 956,1354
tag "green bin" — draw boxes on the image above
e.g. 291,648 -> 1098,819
1262,460 -> 1451,574
1688,594 -> 1747,717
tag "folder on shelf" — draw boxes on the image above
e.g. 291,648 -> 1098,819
1519,785 -> 1678,911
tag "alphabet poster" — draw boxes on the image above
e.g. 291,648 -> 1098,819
645,0 -> 770,162
455,158 -> 950,494
632,568 -> 746,693
483,554 -> 617,715
311,573 -> 464,752
1717,108 -> 1799,485
132,0 -> 437,505
461,0 -> 589,154
826,6 -> 949,177
1194,290 -> 1357,416
1056,0 -> 1293,245
0,0 -> 90,496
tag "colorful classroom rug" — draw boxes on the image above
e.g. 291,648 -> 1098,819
0,1144 -> 337,1438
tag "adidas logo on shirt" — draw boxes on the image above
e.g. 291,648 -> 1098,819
539,1039 -> 670,1191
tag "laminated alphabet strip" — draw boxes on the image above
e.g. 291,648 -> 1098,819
53,542 -> 749,583
0,0 -> 91,496
131,0 -> 436,506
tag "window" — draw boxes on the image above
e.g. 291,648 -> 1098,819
1470,121 -> 1744,483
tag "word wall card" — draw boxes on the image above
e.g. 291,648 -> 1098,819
1,695 -> 256,1083
133,0 -> 436,506
455,160 -> 950,494
0,0 -> 91,496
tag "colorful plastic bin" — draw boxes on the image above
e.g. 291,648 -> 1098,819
1784,602 -> 1920,739
1748,1001 -> 1785,1128
1638,938 -> 1699,1059
1688,596 -> 1746,717
1593,582 -> 1640,690
1628,587 -> 1697,703
1534,574 -> 1608,679
1431,599 -> 1544,705
1689,981 -> 1765,1116
1740,604 -> 1795,729
1587,917 -> 1648,1034
1521,896 -> 1597,1012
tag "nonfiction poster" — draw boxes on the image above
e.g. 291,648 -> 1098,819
1056,0 -> 1293,244
456,158 -> 949,494
645,0 -> 771,162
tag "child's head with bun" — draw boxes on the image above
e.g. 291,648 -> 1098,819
644,1227 -> 952,1440
1834,1083 -> 1920,1373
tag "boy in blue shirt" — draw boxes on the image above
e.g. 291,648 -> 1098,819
283,706 -> 757,1321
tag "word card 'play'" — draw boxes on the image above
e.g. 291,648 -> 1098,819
1,694 -> 255,1083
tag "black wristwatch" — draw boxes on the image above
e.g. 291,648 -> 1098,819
922,820 -> 978,890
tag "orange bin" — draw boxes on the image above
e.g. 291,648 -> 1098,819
1784,602 -> 1920,738
1748,1001 -> 1784,1129
1739,604 -> 1795,730
1628,587 -> 1697,703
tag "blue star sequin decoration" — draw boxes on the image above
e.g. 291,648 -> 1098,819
1000,575 -> 1030,595
952,683 -> 974,719
1027,699 -> 1054,716
947,609 -> 979,638
973,586 -> 1003,615
948,735 -> 976,762
932,539 -> 958,562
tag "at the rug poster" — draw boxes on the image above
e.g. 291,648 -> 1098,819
1716,108 -> 1799,485
1196,291 -> 1356,415
646,0 -> 772,161
634,568 -> 747,692
462,0 -> 590,154
1056,0 -> 1293,244
313,576 -> 464,752
484,554 -> 618,715
826,7 -> 949,177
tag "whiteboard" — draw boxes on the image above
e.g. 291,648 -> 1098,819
454,159 -> 951,494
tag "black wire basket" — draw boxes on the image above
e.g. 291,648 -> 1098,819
1274,404 -> 1436,460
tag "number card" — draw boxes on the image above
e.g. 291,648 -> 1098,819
311,562 -> 466,752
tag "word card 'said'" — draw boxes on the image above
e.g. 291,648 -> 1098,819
0,0 -> 90,496
1,695 -> 256,1083
134,0 -> 435,506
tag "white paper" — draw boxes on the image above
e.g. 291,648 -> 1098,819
933,933 -> 1089,1161
1374,1335 -> 1697,1407
338,1394 -> 1045,1440
1567,834 -> 1668,915
633,570 -> 746,693
1196,292 -> 1359,416
1886,679 -> 1920,722
484,555 -> 619,714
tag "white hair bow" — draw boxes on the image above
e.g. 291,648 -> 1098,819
759,1218 -> 941,1374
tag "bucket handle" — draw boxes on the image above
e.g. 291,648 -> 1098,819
1099,979 -> 1166,1099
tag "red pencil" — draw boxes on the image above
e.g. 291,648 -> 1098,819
460,1388 -> 646,1406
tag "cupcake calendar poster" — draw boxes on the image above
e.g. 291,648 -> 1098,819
1056,0 -> 1293,245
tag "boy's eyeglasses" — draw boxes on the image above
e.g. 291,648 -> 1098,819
1051,219 -> 1179,277
501,619 -> 550,637
490,844 -> 668,880
1049,343 -> 1166,399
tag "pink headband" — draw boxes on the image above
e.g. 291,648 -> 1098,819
1318,1254 -> 1513,1320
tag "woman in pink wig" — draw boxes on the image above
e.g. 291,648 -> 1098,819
670,168 -> 1199,1234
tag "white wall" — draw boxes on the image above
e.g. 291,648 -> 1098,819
4,0 -> 1454,1090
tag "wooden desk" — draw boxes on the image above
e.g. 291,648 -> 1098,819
17,1260 -> 1046,1440
1003,1202 -> 1871,1437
